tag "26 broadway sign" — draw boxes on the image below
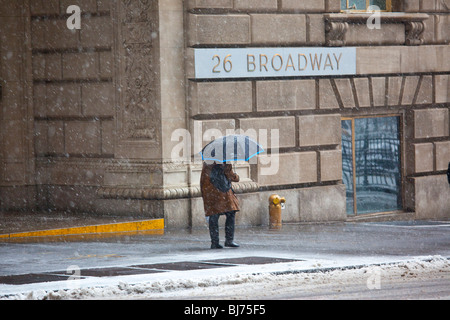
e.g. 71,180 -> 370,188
194,47 -> 356,79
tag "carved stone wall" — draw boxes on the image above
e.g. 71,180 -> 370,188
115,0 -> 161,158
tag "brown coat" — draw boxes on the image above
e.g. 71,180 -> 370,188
200,163 -> 240,216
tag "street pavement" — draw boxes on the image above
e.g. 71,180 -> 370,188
0,219 -> 449,298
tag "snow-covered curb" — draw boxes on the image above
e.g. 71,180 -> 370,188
1,255 -> 448,300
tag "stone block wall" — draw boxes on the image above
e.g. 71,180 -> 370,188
187,0 -> 339,47
404,0 -> 450,44
0,0 -> 448,225
408,107 -> 449,174
32,0 -> 113,158
187,1 -> 348,224
0,0 -> 185,219
0,0 -> 35,209
186,0 -> 449,222
187,0 -> 449,46
406,105 -> 450,218
29,0 -> 115,212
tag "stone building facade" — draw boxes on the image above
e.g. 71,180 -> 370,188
0,0 -> 448,228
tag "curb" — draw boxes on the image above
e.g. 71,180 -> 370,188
0,218 -> 164,242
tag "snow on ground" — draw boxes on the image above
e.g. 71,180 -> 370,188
2,256 -> 449,300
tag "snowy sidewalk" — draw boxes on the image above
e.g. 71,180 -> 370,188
1,255 -> 449,299
0,220 -> 449,299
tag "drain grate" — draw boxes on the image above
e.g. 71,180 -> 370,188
203,256 -> 302,265
0,273 -> 72,285
131,261 -> 229,271
0,256 -> 303,285
54,267 -> 165,278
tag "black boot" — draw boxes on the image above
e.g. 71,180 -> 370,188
209,214 -> 223,249
224,211 -> 239,248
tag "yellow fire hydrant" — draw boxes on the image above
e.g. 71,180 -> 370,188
269,194 -> 286,229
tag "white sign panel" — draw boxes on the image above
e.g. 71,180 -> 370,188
194,47 -> 356,79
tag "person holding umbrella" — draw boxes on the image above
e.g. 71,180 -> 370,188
200,162 -> 240,249
200,135 -> 264,249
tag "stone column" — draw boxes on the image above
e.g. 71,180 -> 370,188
115,0 -> 161,159
100,0 -> 195,227
0,0 -> 35,210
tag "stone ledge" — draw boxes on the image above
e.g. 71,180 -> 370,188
186,0 -> 339,13
324,13 -> 429,46
325,12 -> 429,23
97,181 -> 260,200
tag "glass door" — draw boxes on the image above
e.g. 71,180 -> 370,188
342,116 -> 402,215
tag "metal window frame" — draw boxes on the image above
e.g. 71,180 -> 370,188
341,0 -> 392,12
341,114 -> 403,216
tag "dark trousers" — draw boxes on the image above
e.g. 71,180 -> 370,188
208,211 -> 236,245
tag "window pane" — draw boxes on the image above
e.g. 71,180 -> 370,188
341,120 -> 354,215
354,117 -> 402,214
340,0 -> 347,10
370,0 -> 387,10
348,0 -> 367,10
